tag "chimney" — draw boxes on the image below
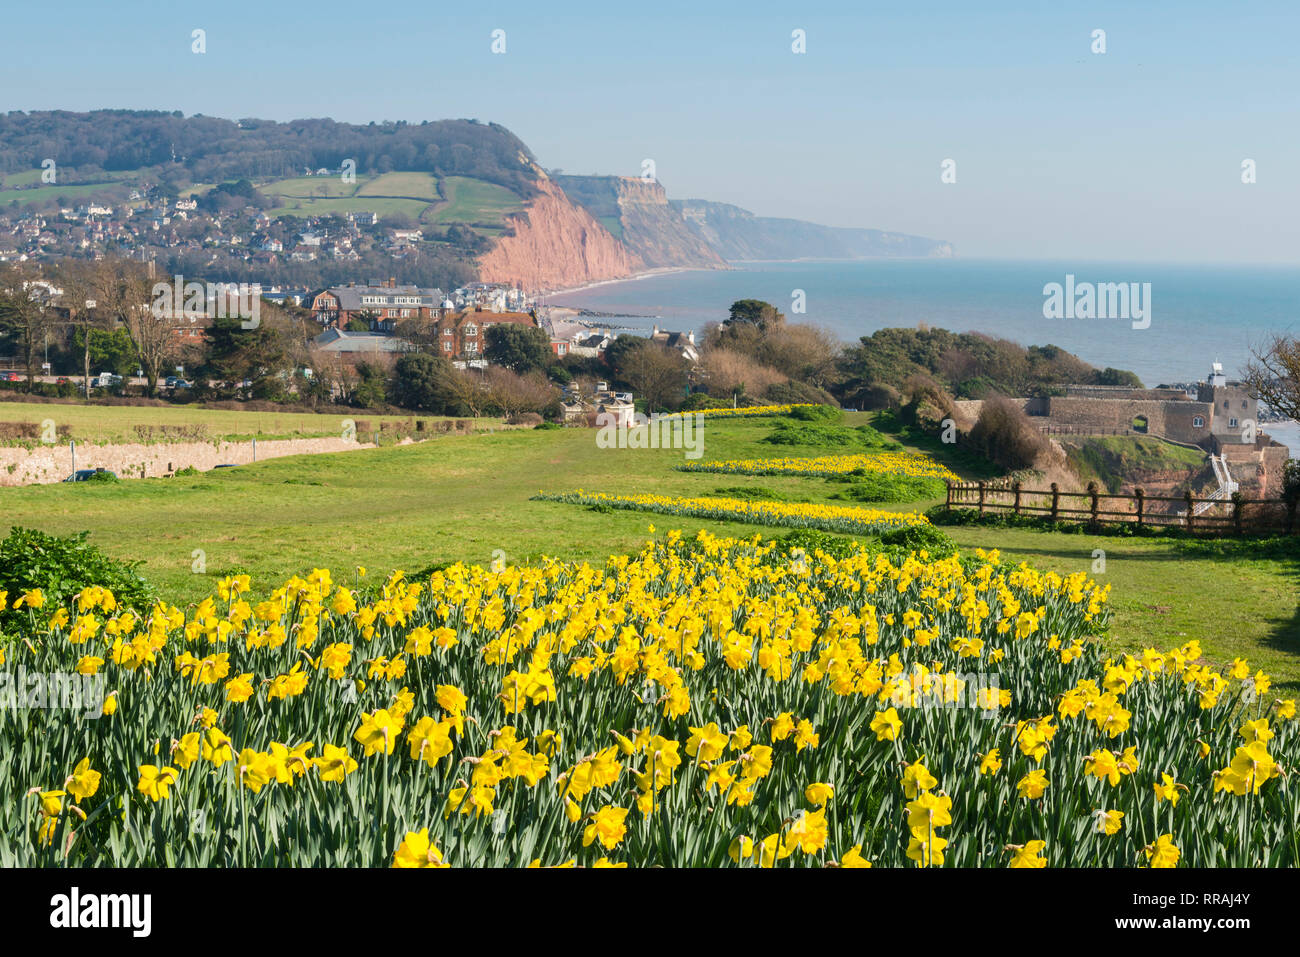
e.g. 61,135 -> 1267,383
388,277 -> 396,288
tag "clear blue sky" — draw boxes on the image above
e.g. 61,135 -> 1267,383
3,0 -> 1297,263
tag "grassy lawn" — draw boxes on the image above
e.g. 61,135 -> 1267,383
428,175 -> 523,226
2,409 -> 1296,694
0,400 -> 498,445
356,172 -> 442,201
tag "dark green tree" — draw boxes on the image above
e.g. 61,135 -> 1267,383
484,323 -> 551,373
391,352 -> 460,412
726,299 -> 784,329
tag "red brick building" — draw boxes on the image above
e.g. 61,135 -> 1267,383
311,280 -> 446,331
432,309 -> 538,358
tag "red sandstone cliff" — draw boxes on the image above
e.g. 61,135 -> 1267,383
477,176 -> 641,292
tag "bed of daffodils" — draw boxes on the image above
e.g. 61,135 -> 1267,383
652,404 -> 818,421
676,452 -> 960,483
1,531 -> 1295,868
531,491 -> 931,535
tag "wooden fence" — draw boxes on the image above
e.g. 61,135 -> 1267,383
945,480 -> 1298,536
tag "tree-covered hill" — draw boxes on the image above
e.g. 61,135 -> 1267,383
837,326 -> 1143,406
0,111 -> 540,197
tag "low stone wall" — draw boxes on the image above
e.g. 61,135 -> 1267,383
0,436 -> 378,486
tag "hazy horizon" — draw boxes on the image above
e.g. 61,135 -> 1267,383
3,1 -> 1298,264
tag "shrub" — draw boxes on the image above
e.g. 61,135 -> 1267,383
0,528 -> 155,637
877,523 -> 957,555
786,404 -> 842,423
829,473 -> 948,503
680,393 -> 735,412
762,380 -> 840,408
506,412 -> 544,427
966,395 -> 1050,471
771,528 -> 862,560
762,421 -> 900,450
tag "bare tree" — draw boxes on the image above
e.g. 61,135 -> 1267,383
52,261 -> 109,398
1243,335 -> 1300,420
92,259 -> 176,396
620,340 -> 688,412
447,366 -> 492,418
485,365 -> 558,418
0,262 -> 59,388
699,347 -> 787,399
758,323 -> 840,387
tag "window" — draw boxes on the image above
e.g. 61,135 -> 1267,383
443,342 -> 451,352
466,341 -> 478,353
1229,418 -> 1238,428
465,324 -> 478,335
1193,416 -> 1204,428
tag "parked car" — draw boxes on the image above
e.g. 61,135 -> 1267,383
0,371 -> 22,382
165,376 -> 192,389
91,372 -> 123,389
63,468 -> 118,482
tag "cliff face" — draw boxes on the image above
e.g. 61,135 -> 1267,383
477,176 -> 640,292
554,175 -> 726,269
673,198 -> 954,260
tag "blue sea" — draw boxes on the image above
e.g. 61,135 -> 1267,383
551,259 -> 1300,454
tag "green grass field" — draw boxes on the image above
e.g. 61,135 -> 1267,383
256,171 -> 522,230
427,175 -> 524,226
2,409 -> 1297,694
0,168 -> 137,207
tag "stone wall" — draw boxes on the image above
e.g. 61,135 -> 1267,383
1042,396 -> 1214,445
0,436 -> 378,487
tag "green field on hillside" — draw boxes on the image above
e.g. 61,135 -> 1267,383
428,175 -> 523,226
0,168 -> 137,207
0,169 -> 44,188
0,183 -> 121,207
260,171 -> 433,219
256,171 -> 520,229
2,408 -> 1297,694
356,172 -> 442,201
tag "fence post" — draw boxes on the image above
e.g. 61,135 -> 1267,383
1012,480 -> 1022,515
945,482 -> 952,509
1185,490 -> 1194,530
1087,482 -> 1100,527
1134,487 -> 1144,526
1050,483 -> 1060,521
977,481 -> 986,516
1232,491 -> 1243,536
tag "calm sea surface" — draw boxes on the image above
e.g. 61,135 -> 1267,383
551,259 -> 1300,453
